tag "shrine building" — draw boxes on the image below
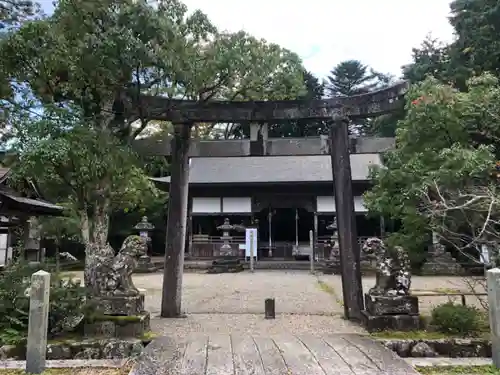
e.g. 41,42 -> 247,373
150,123 -> 393,260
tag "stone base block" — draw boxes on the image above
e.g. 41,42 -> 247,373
84,312 -> 150,338
421,262 -> 463,276
361,310 -> 420,333
208,259 -> 244,273
94,294 -> 145,315
365,294 -> 419,316
135,256 -> 158,273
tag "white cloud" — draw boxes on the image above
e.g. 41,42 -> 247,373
181,0 -> 455,78
39,0 -> 455,79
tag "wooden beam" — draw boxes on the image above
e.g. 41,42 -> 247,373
134,81 -> 408,122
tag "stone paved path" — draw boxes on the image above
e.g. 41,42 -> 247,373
131,334 -> 419,375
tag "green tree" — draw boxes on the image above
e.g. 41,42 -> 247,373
449,0 -> 500,79
402,35 -> 470,90
1,0 -> 305,314
0,0 -> 40,29
365,74 -> 500,265
325,60 -> 390,97
326,60 -> 393,135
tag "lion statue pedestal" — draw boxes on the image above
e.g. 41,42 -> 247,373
361,237 -> 420,332
84,235 -> 151,338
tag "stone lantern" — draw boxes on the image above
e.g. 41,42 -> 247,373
326,218 -> 340,261
216,218 -> 236,257
134,216 -> 157,273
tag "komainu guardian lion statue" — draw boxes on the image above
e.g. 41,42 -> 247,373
88,235 -> 148,297
362,237 -> 411,296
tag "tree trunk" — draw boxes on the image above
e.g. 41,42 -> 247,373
161,122 -> 191,317
82,198 -> 114,293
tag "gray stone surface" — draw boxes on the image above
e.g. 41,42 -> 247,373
365,295 -> 419,316
406,357 -> 492,367
26,270 -> 51,374
0,359 -> 126,369
130,334 -> 419,375
84,312 -> 150,338
410,342 -> 437,357
379,338 -> 491,358
487,268 -> 500,367
94,294 -> 145,315
421,243 -> 463,276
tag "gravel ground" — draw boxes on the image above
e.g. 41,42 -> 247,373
67,270 -> 486,337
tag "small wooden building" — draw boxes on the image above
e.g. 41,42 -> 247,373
0,167 -> 64,266
151,124 -> 392,260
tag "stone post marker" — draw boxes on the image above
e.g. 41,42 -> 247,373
309,230 -> 314,273
487,268 -> 500,368
26,270 -> 51,374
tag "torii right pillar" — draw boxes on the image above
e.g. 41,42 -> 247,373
328,115 -> 364,322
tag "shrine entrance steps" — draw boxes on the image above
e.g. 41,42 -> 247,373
130,334 -> 419,375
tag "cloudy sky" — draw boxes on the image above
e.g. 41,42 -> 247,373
39,0 -> 455,79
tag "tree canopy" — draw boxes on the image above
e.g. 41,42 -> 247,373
365,74 -> 500,264
325,60 -> 391,97
0,0 -> 306,263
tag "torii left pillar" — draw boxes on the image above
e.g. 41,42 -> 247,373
328,115 -> 364,321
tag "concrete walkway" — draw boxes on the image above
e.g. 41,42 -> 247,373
130,334 -> 419,375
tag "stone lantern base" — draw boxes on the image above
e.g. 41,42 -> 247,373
135,255 -> 158,273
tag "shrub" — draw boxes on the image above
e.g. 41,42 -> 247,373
431,302 -> 481,335
0,260 -> 87,345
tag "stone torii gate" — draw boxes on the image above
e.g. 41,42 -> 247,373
134,81 -> 408,321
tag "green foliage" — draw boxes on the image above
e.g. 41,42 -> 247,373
402,36 -> 469,90
325,60 -> 391,97
0,0 -> 304,251
365,74 -> 500,260
449,0 -> 500,79
8,109 -> 162,223
0,0 -> 40,29
431,302 -> 481,335
0,260 -> 87,345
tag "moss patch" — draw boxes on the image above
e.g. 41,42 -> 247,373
0,368 -> 129,375
316,279 -> 344,307
90,315 -> 143,323
371,330 -> 455,340
371,330 -> 490,340
140,331 -> 159,341
417,365 -> 500,374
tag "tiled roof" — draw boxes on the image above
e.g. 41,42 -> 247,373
151,154 -> 381,185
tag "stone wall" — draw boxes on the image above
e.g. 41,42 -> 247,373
0,338 -> 150,360
380,338 -> 491,358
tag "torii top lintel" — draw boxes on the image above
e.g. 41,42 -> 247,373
136,81 -> 409,123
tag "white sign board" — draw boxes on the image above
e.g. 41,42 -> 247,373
480,244 -> 490,264
245,228 -> 258,259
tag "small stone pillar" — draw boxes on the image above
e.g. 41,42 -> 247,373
487,268 -> 500,368
265,298 -> 275,319
26,270 -> 51,374
134,216 -> 157,273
